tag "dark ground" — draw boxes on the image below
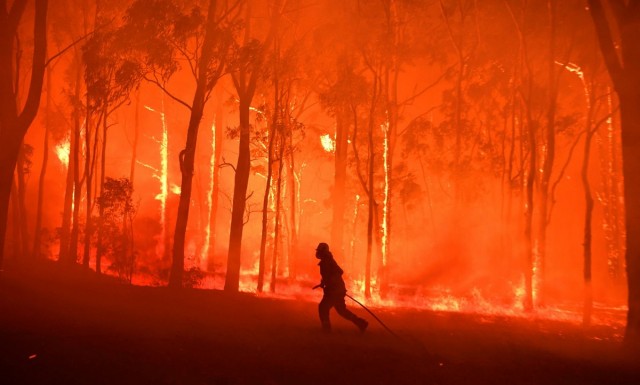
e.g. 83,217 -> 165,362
1,261 -> 638,385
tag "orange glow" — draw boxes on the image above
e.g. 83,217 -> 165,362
13,0 -> 631,350
381,118 -> 389,267
142,103 -> 169,259
320,133 -> 335,153
200,119 -> 216,270
55,135 -> 70,168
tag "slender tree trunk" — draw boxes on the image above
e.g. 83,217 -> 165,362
10,177 -> 21,258
270,135 -> 285,293
16,145 -> 30,258
523,105 -> 536,312
207,101 -> 223,270
287,147 -> 298,280
82,109 -> 93,268
96,109 -> 107,274
169,78 -> 205,288
33,69 -> 52,259
581,124 -> 595,327
226,94 -> 252,292
331,112 -> 348,257
169,0 -> 221,288
69,51 -> 84,265
537,0 -> 558,305
257,126 -> 275,293
364,75 -> 379,299
130,90 -> 140,184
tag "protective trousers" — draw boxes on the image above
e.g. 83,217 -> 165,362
318,291 -> 365,331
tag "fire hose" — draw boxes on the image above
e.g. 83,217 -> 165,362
313,285 -> 400,339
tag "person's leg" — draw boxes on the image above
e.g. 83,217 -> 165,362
334,296 -> 368,331
318,295 -> 332,331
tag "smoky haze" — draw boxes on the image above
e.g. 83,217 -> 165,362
6,0 -> 627,325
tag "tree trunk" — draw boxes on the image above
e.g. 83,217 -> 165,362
169,79 -> 205,289
287,146 -> 298,281
207,101 -> 223,270
270,135 -> 285,293
0,0 -> 48,269
619,93 -> 640,343
130,89 -> 140,185
331,112 -> 348,257
588,0 -> 640,345
96,109 -> 108,274
225,94 -> 252,292
537,0 -> 558,305
82,109 -> 93,268
33,69 -> 52,259
523,106 -> 536,312
257,126 -> 275,293
169,0 -> 220,288
59,132 -> 75,263
69,51 -> 84,265
10,177 -> 22,258
582,126 -> 595,327
16,144 -> 30,258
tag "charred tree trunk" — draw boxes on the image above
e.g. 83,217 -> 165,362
33,69 -> 52,259
331,112 -> 348,257
169,0 -> 222,288
16,144 -> 30,258
364,74 -> 380,299
257,125 -> 275,293
96,109 -> 107,274
82,109 -> 93,268
225,92 -> 253,292
10,178 -> 21,257
270,135 -> 285,293
225,1 -> 269,292
68,49 -> 84,265
581,120 -> 596,327
589,0 -> 640,344
169,95 -> 204,288
537,0 -> 558,304
0,0 -> 48,269
287,145 -> 298,280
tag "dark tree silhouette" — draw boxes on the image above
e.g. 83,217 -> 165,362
588,0 -> 640,344
0,0 -> 48,269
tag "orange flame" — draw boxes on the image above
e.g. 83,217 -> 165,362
55,136 -> 70,168
320,134 -> 335,153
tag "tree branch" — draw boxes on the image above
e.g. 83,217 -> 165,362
143,75 -> 192,111
587,0 -> 624,86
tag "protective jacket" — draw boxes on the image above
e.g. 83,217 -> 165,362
318,251 -> 347,294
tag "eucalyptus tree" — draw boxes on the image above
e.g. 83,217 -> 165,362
225,0 -> 280,292
589,0 -> 640,344
117,0 -> 239,287
0,0 -> 48,269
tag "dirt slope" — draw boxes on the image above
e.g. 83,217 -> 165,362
1,261 -> 638,385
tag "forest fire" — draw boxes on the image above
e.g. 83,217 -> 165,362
2,1 -> 640,383
54,135 -> 70,168
320,133 -> 335,153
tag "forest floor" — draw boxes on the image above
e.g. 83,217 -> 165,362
1,260 -> 639,385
